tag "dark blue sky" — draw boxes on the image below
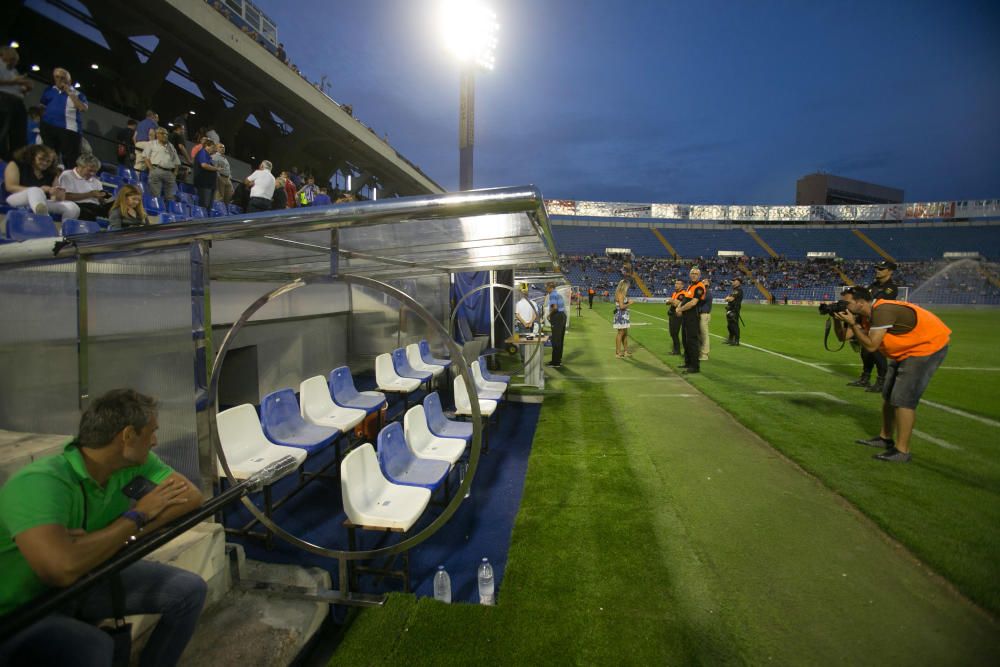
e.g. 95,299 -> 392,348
257,0 -> 1000,204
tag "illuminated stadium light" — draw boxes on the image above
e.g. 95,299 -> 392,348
189,110 -> 196,115
73,82 -> 80,88
90,63 -> 98,70
439,0 -> 499,71
9,41 -> 19,49
30,64 -> 40,72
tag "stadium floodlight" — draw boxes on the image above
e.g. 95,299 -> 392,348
9,41 -> 19,49
439,0 -> 499,70
439,0 -> 499,191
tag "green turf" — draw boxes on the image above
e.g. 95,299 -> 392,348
621,301 -> 1000,615
328,308 -> 1000,664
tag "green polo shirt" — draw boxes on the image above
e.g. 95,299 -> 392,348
0,441 -> 173,615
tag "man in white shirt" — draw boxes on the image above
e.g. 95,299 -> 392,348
144,128 -> 180,200
515,286 -> 538,333
57,153 -> 107,220
245,160 -> 276,212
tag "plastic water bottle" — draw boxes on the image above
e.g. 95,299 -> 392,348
477,558 -> 495,605
433,565 -> 451,603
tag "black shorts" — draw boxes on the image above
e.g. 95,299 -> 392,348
882,345 -> 948,409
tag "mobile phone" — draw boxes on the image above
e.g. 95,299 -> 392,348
122,475 -> 157,500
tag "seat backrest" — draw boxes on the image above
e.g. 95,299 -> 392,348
403,405 -> 432,446
300,375 -> 335,420
471,360 -> 490,389
227,204 -> 243,215
391,348 -> 414,375
190,205 -> 206,219
6,210 -> 57,241
158,213 -> 177,225
422,392 -> 447,433
328,366 -> 360,403
216,404 -> 272,463
418,339 -> 433,362
375,353 -> 397,384
167,200 -> 185,214
260,388 -> 305,442
453,376 -> 472,411
62,219 -> 101,236
143,195 -> 162,212
406,343 -> 427,369
341,443 -> 386,521
377,422 -> 414,481
211,201 -> 228,217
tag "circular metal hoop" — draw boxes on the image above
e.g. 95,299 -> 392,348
208,274 -> 483,561
449,281 -> 543,375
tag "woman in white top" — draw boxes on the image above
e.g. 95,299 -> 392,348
4,143 -> 80,219
613,278 -> 632,358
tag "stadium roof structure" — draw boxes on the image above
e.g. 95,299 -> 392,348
0,187 -> 561,282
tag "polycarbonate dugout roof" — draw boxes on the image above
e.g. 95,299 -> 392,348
3,186 -> 560,282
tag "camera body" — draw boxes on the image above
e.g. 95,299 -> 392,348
817,300 -> 849,316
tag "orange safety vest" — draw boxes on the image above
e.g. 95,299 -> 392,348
684,281 -> 706,301
872,300 -> 951,361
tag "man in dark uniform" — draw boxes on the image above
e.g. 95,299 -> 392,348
667,279 -> 685,355
847,260 -> 899,392
724,277 -> 744,345
587,286 -> 595,309
675,267 -> 705,374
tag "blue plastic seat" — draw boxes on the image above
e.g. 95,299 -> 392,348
117,166 -> 138,183
5,210 -> 57,241
260,389 -> 340,454
328,366 -> 387,415
166,200 -> 186,216
178,191 -> 194,205
190,205 -> 207,219
143,195 -> 163,215
478,355 -> 510,385
423,392 -> 472,444
210,201 -> 228,217
376,422 -> 450,490
418,339 -> 451,369
62,219 -> 101,236
158,213 -> 177,224
391,348 -> 432,383
227,203 -> 243,215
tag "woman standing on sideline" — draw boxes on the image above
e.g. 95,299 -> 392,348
613,278 -> 632,358
107,184 -> 149,230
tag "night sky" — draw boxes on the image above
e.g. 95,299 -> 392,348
257,0 -> 1000,204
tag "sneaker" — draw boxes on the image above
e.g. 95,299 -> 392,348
855,435 -> 894,449
681,368 -> 699,374
33,202 -> 49,215
546,361 -> 561,368
866,379 -> 885,393
846,378 -> 871,388
874,448 -> 911,463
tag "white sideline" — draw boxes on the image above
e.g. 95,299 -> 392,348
912,429 -> 961,451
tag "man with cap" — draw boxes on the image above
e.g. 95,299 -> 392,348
847,260 -> 899,393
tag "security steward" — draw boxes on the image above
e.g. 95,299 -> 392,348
847,260 -> 899,392
724,277 -> 744,345
834,286 -> 950,463
667,279 -> 685,355
587,286 -> 595,309
675,267 -> 706,374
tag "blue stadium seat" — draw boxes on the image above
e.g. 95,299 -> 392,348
210,201 -> 228,217
5,210 -> 58,241
117,166 -> 138,183
328,366 -> 387,416
166,200 -> 187,217
478,355 -> 510,385
418,339 -> 451,369
422,392 -> 472,445
61,219 -> 101,236
143,195 -> 164,215
260,389 -> 340,454
227,203 -> 243,215
391,347 -> 432,384
376,422 -> 450,490
190,205 -> 207,219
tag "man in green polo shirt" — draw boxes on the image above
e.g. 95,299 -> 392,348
0,389 -> 206,666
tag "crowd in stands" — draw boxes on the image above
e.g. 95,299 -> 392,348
1,46 -> 359,235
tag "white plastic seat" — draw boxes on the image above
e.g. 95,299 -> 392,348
471,360 -> 507,398
216,404 -> 307,479
340,443 -> 431,531
375,352 -> 421,394
403,405 -> 466,465
453,375 -> 498,419
406,343 -> 445,379
300,375 -> 366,432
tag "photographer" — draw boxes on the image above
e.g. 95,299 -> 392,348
846,261 -> 899,392
833,287 -> 950,463
667,279 -> 685,355
724,277 -> 743,345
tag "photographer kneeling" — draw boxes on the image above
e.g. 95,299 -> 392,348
833,287 -> 951,463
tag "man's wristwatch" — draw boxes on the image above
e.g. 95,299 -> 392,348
122,509 -> 148,531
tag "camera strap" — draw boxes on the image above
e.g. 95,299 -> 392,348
824,318 -> 846,352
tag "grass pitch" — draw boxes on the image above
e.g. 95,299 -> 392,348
622,301 -> 1000,615
327,305 -> 999,664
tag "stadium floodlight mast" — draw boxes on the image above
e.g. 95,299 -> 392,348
439,0 -> 498,191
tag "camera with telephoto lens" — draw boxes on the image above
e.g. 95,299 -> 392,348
817,300 -> 849,316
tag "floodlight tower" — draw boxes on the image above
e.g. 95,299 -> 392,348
440,1 -> 498,191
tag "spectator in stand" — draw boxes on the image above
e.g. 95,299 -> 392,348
212,143 -> 233,204
135,110 -> 159,149
192,139 -> 219,209
39,68 -> 87,168
116,119 -> 137,166
168,122 -> 191,180
276,43 -> 287,64
288,166 -> 303,189
26,106 -> 41,147
297,175 -> 318,206
133,125 -> 155,176
204,126 -> 220,144
312,187 -> 332,206
0,45 -> 32,160
189,132 -> 206,162
107,184 -> 149,230
278,170 -> 297,207
245,160 -> 276,212
3,144 -> 80,219
57,154 -> 109,221
144,128 -> 180,201
270,174 -> 286,210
